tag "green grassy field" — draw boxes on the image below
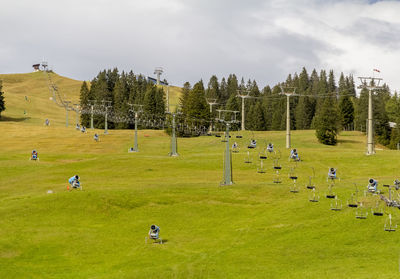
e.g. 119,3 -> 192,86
1,73 -> 400,278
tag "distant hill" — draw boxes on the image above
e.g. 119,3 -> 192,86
0,71 -> 183,126
159,85 -> 182,112
0,72 -> 82,126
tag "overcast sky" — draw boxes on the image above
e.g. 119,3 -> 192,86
1,0 -> 400,91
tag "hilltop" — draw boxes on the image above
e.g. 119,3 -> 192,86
0,72 -> 82,125
0,71 -> 183,126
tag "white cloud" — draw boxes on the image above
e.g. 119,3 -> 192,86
0,0 -> 399,91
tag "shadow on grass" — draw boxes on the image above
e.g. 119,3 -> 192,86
0,116 -> 30,122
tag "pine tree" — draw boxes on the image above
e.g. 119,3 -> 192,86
338,96 -> 354,130
271,85 -> 285,130
143,86 -> 157,115
79,81 -> 90,127
315,98 -> 340,145
328,70 -> 336,94
179,82 -> 191,115
187,80 -> 210,120
262,86 -> 273,130
0,80 -> 5,119
206,75 -> 220,100
248,102 -> 265,130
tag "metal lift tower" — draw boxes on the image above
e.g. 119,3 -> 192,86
357,76 -> 383,155
216,110 -> 240,186
280,87 -> 298,149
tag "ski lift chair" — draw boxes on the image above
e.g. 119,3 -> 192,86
259,151 -> 267,160
289,168 -> 299,193
257,160 -> 266,174
309,188 -> 319,202
347,193 -> 358,208
306,167 -> 316,190
330,196 -> 342,211
244,151 -> 252,164
355,203 -> 368,219
326,175 -> 340,199
273,159 -> 282,184
384,214 -> 397,232
371,201 -> 384,216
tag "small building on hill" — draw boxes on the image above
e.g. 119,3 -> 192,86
32,64 -> 41,72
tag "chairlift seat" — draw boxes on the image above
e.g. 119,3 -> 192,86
306,186 -> 315,190
384,228 -> 396,232
236,135 -> 243,138
274,166 -> 282,170
331,208 -> 341,211
348,204 -> 358,208
356,216 -> 367,219
290,190 -> 299,193
215,135 -> 221,138
248,146 -> 255,149
326,194 -> 336,199
290,176 -> 298,180
309,199 -> 319,202
273,181 -> 282,184
373,212 -> 384,216
259,156 -> 267,159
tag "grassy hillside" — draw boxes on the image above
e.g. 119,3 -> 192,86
1,121 -> 400,278
0,72 -> 82,126
1,72 -> 400,278
159,85 -> 182,112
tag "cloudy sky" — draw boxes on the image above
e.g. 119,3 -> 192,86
1,0 -> 400,91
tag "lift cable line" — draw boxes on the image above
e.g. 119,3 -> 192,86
280,86 -> 298,149
357,76 -> 384,155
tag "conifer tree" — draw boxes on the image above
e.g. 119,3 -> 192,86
315,98 -> 340,145
179,82 -> 191,115
338,96 -> 354,130
206,75 -> 220,100
0,80 -> 5,119
187,80 -> 210,120
248,102 -> 265,130
79,81 -> 91,127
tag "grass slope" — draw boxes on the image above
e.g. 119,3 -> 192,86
0,72 -> 82,126
159,85 -> 182,112
1,73 -> 400,278
1,123 -> 400,278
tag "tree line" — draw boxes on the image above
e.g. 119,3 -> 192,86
79,67 -> 400,149
179,67 -> 399,148
79,68 -> 165,129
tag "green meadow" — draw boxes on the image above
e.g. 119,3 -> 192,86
0,73 -> 399,278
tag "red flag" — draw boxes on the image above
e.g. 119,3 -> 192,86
373,69 -> 380,73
